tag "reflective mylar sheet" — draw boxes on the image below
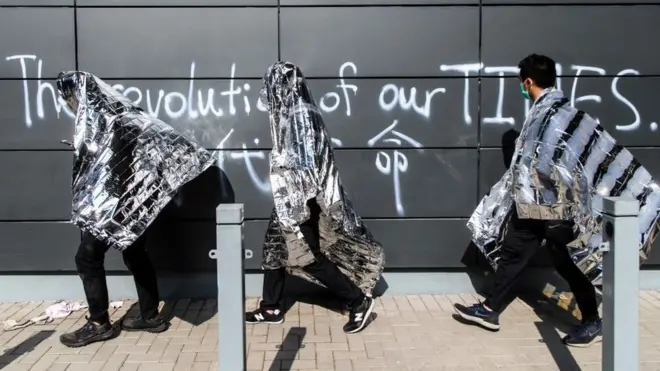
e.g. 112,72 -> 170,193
468,89 -> 659,286
58,71 -> 215,251
259,62 -> 385,294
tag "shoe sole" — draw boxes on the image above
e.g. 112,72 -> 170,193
60,328 -> 120,348
246,318 -> 284,325
564,334 -> 602,348
122,322 -> 169,333
345,299 -> 375,334
453,307 -> 500,331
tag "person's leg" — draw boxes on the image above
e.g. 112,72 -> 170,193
297,200 -> 373,334
120,232 -> 168,333
77,233 -> 112,323
454,211 -> 543,331
60,232 -> 119,347
260,268 -> 287,310
302,254 -> 374,334
246,268 -> 287,324
302,255 -> 364,309
545,222 -> 602,347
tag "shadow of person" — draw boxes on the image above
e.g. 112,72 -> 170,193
459,128 -> 522,295
0,330 -> 54,369
144,165 -> 235,326
267,327 -> 307,371
501,128 -> 520,170
148,165 -> 235,273
460,241 -> 495,296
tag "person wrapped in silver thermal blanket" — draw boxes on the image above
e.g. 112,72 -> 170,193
454,54 -> 660,348
245,62 -> 385,334
56,71 -> 215,348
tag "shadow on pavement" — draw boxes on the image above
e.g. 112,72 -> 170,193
268,327 -> 307,371
0,330 -> 54,369
535,321 -> 583,371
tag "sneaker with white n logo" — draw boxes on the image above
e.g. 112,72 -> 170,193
343,297 -> 375,334
245,308 -> 284,324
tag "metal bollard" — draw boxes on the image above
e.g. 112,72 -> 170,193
210,204 -> 247,371
601,197 -> 639,371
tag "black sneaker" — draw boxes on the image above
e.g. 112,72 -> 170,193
453,302 -> 500,331
59,319 -> 119,348
562,319 -> 602,348
245,308 -> 284,324
343,296 -> 375,334
121,315 -> 169,333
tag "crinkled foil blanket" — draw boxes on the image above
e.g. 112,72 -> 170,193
57,71 -> 215,251
468,89 -> 660,287
259,62 -> 385,294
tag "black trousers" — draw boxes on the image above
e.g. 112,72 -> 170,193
484,210 -> 600,323
75,230 -> 160,324
260,201 -> 364,311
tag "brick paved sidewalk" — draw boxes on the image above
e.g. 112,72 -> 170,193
0,292 -> 659,371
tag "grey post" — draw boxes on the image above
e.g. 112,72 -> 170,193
601,197 -> 640,371
211,204 -> 246,371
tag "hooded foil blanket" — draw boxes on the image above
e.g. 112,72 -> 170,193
259,62 -> 385,294
468,88 -> 659,286
57,71 -> 215,251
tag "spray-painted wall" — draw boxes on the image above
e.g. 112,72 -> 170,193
1,0 -> 659,275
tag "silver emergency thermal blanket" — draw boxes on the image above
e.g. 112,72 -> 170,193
468,88 -> 659,286
57,71 -> 215,251
259,61 -> 385,294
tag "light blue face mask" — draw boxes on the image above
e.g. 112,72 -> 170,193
520,82 -> 531,100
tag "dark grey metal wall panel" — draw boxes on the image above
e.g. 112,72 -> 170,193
3,147 -> 474,222
76,8 -> 278,78
0,9 -> 75,79
220,148 -> 477,219
478,148 -> 508,198
0,151 -> 72,221
11,77 -> 476,150
480,77 -> 660,147
334,149 -> 477,218
366,218 -> 471,268
104,79 -> 266,150
485,0 -> 659,3
280,7 -> 479,77
282,0 -> 475,4
0,222 -> 86,272
2,1 -> 659,274
306,78 -> 479,148
482,6 -> 660,76
78,0 -> 275,4
149,218 -> 473,272
146,220 -> 218,273
1,217 -> 651,272
0,80 -> 74,150
650,240 -> 660,265
0,0 -> 73,4
246,219 -> 472,269
630,148 -> 660,265
630,148 -> 660,182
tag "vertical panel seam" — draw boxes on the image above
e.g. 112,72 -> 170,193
73,0 -> 79,70
476,0 -> 483,206
277,0 -> 281,61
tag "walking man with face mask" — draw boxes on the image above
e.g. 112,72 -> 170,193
455,54 -> 603,347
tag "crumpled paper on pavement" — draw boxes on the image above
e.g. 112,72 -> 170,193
2,300 -> 124,331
